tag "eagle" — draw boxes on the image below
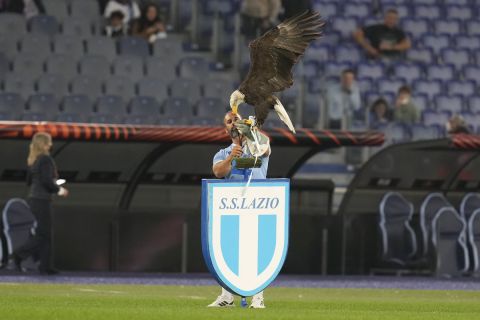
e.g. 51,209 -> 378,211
230,11 -> 325,133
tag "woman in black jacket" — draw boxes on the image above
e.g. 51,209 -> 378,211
11,132 -> 68,275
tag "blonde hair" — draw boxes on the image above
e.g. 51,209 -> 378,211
27,132 -> 52,166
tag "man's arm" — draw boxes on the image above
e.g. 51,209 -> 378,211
393,37 -> 411,52
353,27 -> 380,57
212,145 -> 243,178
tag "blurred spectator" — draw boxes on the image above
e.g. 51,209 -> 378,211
281,0 -> 311,20
104,10 -> 127,38
241,0 -> 281,40
4,0 -> 45,18
353,9 -> 411,59
326,69 -> 362,129
393,85 -> 420,124
104,0 -> 140,29
369,98 -> 392,128
132,3 -> 166,43
447,115 -> 470,135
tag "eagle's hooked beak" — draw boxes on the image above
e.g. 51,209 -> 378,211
230,90 -> 245,115
232,104 -> 238,115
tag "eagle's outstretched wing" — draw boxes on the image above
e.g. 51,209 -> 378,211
239,11 -> 324,97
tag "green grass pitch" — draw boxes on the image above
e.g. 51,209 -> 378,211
1,283 -> 480,320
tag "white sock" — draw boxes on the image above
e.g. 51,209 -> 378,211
252,291 -> 264,300
221,287 -> 234,300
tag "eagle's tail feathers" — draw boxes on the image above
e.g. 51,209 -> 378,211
273,97 -> 296,133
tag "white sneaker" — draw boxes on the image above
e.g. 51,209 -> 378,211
207,295 -> 235,307
249,296 -> 266,309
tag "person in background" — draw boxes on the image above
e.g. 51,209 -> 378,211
3,0 -> 45,18
369,97 -> 392,128
9,132 -> 69,275
104,0 -> 140,31
132,3 -> 166,43
353,8 -> 411,59
393,85 -> 420,124
325,69 -> 362,129
240,0 -> 281,40
447,115 -> 470,135
104,10 -> 127,38
281,0 -> 311,20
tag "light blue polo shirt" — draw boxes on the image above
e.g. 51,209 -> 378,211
213,144 -> 269,180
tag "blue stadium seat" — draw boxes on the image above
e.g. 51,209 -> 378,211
96,95 -> 127,115
162,97 -> 193,118
401,18 -> 430,37
79,55 -> 111,80
89,114 -> 123,124
312,2 -> 338,18
0,92 -> 24,119
56,113 -> 88,123
303,94 -> 322,129
446,80 -> 476,96
357,77 -> 375,92
70,0 -> 100,24
0,53 -> 9,81
413,79 -> 443,101
444,0 -> 469,5
195,97 -> 224,118
189,117 -> 218,126
12,53 -> 45,81
202,78 -> 234,100
406,48 -> 434,64
0,33 -> 19,59
364,91 -> 395,108
319,31 -> 340,46
434,95 -> 465,113
169,78 -> 201,103
21,112 -> 52,121
414,5 -> 442,20
28,15 -> 59,36
113,56 -> 144,82
43,0 -> 69,23
422,110 -> 451,126
445,5 -> 473,20
61,18 -> 93,38
393,62 -> 423,83
3,73 -> 35,99
152,37 -> 184,58
144,57 -> 177,82
469,96 -> 480,113
357,62 -> 385,79
434,20 -> 462,37
411,0 -> 436,5
466,20 -> 480,37
37,73 -> 69,98
137,77 -> 169,102
71,75 -> 103,100
86,36 -> 117,61
456,36 -> 480,51
27,93 -> 58,116
331,17 -> 359,39
412,124 -> 441,141
413,93 -> 430,113
302,61 -> 320,79
377,78 -> 405,96
62,94 -> 94,115
53,35 -> 85,60
118,36 -> 150,57
304,44 -> 331,62
426,64 -> 455,82
334,44 -> 362,64
178,57 -> 209,79
104,76 -> 136,102
129,96 -> 161,115
421,34 -> 450,55
0,13 -> 27,39
343,3 -> 370,18
19,33 -> 51,57
45,54 -> 77,78
157,117 -> 190,126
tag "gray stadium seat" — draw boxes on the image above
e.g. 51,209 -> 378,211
12,53 -> 45,81
410,125 -> 441,141
3,73 -> 35,100
401,18 -> 429,37
203,78 -> 234,100
123,114 -> 158,125
413,80 -> 442,101
441,48 -> 471,72
113,56 -> 144,82
129,96 -> 161,115
157,117 -> 190,125
178,57 -> 209,79
393,63 -> 423,83
61,18 -> 93,38
137,77 -> 169,102
434,20 -> 461,37
45,54 -> 78,79
0,13 -> 27,40
27,93 -> 59,116
468,211 -> 480,274
196,97 -> 224,118
422,34 -> 450,55
70,0 -> 100,24
152,37 -> 184,58
104,76 -> 136,102
56,113 -> 88,123
0,53 -> 8,81
21,112 -> 52,121
86,36 -> 117,61
426,64 -> 455,82
303,94 -> 321,128
37,73 -> 69,99
447,80 -> 476,96
62,94 -> 94,115
71,75 -> 103,100
96,95 -> 127,115
53,35 -> 85,60
89,114 -> 123,124
162,97 -> 192,118
463,65 -> 480,84
169,78 -> 201,103
43,0 -> 69,23
144,57 -> 177,82
0,33 -> 19,59
378,192 -> 417,266
420,193 -> 456,257
19,33 -> 51,57
190,117 -> 217,126
434,95 -> 464,113
118,36 -> 150,57
28,15 -> 59,36
460,193 -> 480,221
79,55 -> 111,80
407,48 -> 434,64
431,208 -> 469,277
0,92 -> 24,120
415,5 -> 441,20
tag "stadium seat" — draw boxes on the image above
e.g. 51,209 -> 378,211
19,33 -> 51,57
343,3 -> 370,18
466,20 -> 480,37
357,77 -> 375,93
96,95 -> 127,115
62,94 -> 94,115
434,95 -> 464,114
431,208 -> 469,277
86,36 -> 117,60
113,56 -> 144,82
401,18 -> 430,37
460,193 -> 480,222
410,124 -> 442,141
0,33 -> 19,59
441,49 -> 471,72
356,62 -> 386,79
0,92 -> 24,119
378,123 -> 411,144
12,53 -> 45,82
413,79 -> 443,101
3,73 -> 35,100
411,0 -> 437,5
137,77 -> 169,102
378,192 -> 417,265
196,97 -> 224,118
303,94 -> 322,129
445,5 -> 473,20
56,113 -> 88,123
178,57 -> 209,79
71,75 -> 103,100
152,37 -> 184,58
189,117 -> 218,126
144,57 -> 177,82
157,117 -> 190,125
79,55 -> 111,80
21,112 -> 52,121
0,13 -> 27,39
435,20 -> 462,37
124,114 -> 158,125
27,93 -> 58,116
421,34 -> 450,55
456,36 -> 480,51
312,2 -> 338,18
0,53 -> 9,81
331,17 -> 358,39
412,93 -> 429,113
70,0 -> 100,23
104,76 -> 136,102
53,35 -> 85,60
162,97 -> 193,118
28,15 -> 59,36
43,0 -> 69,23
169,78 -> 201,103
45,54 -> 77,79
414,5 -> 442,20
422,110 -> 451,127
129,96 -> 161,116
364,91 -> 395,108
444,0 -> 469,5
89,114 -> 123,124
426,64 -> 455,82
202,78 -> 234,100
304,44 -> 331,63
468,210 -> 480,273
301,60 -> 320,79
406,48 -> 434,64
377,78 -> 405,96
468,96 -> 480,113
334,44 -> 362,64
61,18 -> 93,38
118,36 -> 150,57
446,80 -> 476,96
393,62 -> 423,83
37,73 -> 69,98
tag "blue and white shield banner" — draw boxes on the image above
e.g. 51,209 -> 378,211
201,179 -> 290,297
